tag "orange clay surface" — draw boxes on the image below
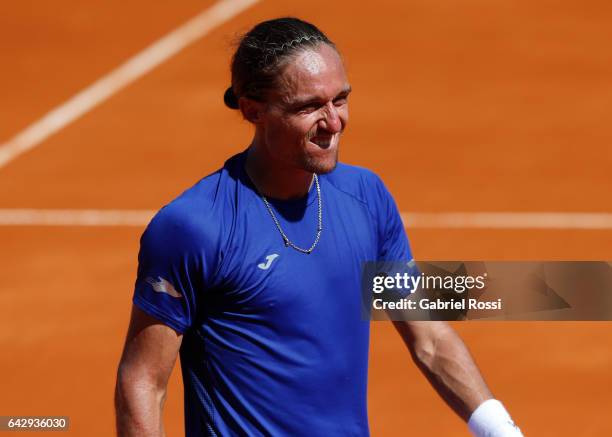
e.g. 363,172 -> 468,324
1,1 -> 611,436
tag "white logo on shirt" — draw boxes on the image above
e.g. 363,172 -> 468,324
146,276 -> 182,298
258,254 -> 279,270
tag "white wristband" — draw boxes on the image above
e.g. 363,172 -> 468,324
468,399 -> 523,437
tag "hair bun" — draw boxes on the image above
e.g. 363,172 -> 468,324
224,86 -> 239,109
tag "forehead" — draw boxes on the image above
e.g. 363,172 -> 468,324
273,44 -> 348,104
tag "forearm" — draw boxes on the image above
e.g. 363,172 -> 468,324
115,368 -> 167,437
396,321 -> 492,421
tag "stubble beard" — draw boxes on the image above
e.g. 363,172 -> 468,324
300,131 -> 341,174
300,145 -> 339,175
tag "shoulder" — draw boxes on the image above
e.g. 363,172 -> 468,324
324,161 -> 390,205
142,153 -> 246,252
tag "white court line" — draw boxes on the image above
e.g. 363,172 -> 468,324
402,212 -> 612,230
0,0 -> 260,170
1,209 -> 611,229
0,209 -> 156,226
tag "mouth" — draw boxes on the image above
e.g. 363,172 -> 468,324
309,134 -> 337,149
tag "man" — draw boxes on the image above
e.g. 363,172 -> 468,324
115,17 -> 522,436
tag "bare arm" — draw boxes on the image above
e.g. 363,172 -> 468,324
393,320 -> 493,421
115,306 -> 182,437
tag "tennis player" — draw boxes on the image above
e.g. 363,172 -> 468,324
115,17 -> 522,437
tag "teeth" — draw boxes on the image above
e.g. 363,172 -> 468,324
312,137 -> 332,147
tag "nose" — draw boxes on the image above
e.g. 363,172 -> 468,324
318,103 -> 342,134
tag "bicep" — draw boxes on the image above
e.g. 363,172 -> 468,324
118,305 -> 183,388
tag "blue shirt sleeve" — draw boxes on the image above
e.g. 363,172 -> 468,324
370,174 -> 414,262
132,207 -> 207,334
368,173 -> 421,299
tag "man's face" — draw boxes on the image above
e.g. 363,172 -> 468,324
259,44 -> 351,174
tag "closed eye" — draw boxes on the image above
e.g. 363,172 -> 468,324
292,87 -> 351,114
333,89 -> 351,106
296,103 -> 320,114
333,96 -> 348,106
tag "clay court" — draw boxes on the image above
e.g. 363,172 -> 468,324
1,0 -> 611,435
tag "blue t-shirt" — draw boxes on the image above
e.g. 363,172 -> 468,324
133,151 -> 413,436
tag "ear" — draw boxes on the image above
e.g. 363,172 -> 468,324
239,97 -> 265,124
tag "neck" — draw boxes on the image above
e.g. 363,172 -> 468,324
245,140 -> 314,200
